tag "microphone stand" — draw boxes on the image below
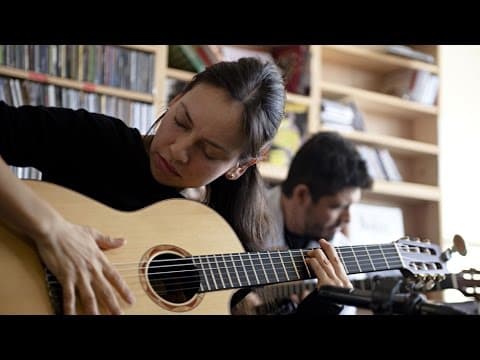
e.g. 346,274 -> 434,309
316,278 -> 469,315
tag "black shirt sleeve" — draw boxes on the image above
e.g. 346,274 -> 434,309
0,100 -> 133,173
0,101 -> 182,211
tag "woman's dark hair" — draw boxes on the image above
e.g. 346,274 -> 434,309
157,58 -> 286,251
282,131 -> 373,202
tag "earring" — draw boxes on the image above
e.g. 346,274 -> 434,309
227,173 -> 234,179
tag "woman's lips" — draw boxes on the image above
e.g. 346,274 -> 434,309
155,153 -> 181,177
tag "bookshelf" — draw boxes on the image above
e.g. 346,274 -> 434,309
0,44 -> 169,180
0,44 -> 442,250
317,45 -> 441,248
162,45 -> 442,248
0,45 -> 167,121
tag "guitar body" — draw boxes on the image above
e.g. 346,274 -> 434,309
0,181 -> 244,315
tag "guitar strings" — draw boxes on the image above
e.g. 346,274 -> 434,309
44,245 -> 436,299
46,248 -> 405,287
45,253 -> 405,297
110,249 -> 404,277
108,245 -> 403,269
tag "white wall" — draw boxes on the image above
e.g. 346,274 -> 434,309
439,45 -> 480,301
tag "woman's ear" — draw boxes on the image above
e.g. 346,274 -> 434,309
224,158 -> 258,180
225,145 -> 271,181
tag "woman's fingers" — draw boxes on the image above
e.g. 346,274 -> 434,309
102,260 -> 136,306
306,239 -> 352,289
62,281 -> 76,315
318,239 -> 353,288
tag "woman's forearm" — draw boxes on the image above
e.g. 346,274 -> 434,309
0,156 -> 61,244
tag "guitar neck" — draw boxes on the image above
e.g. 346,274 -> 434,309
193,243 -> 403,292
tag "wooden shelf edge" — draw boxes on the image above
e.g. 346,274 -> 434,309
259,162 -> 439,202
286,92 -> 311,106
323,45 -> 439,74
321,129 -> 439,156
369,180 -> 440,202
166,68 -> 195,82
0,66 -> 153,103
320,81 -> 438,116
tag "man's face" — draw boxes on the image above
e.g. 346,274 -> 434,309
303,187 -> 361,241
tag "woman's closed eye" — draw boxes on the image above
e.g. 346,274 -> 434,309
174,117 -> 189,130
203,147 -> 223,161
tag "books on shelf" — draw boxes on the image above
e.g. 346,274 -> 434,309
384,45 -> 435,64
377,148 -> 402,182
357,45 -> 435,64
356,145 -> 402,182
0,45 -> 155,94
271,45 -> 310,95
266,114 -> 303,167
168,45 -> 206,73
320,98 -> 365,132
382,68 -> 439,106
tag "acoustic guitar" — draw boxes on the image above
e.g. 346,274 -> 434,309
0,181 -> 449,314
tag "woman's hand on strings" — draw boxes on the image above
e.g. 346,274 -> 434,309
34,218 -> 135,314
305,239 -> 352,290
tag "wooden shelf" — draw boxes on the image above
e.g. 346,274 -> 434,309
322,129 -> 438,156
320,81 -> 438,120
286,93 -> 311,106
0,66 -> 153,103
368,180 -> 440,202
259,161 -> 439,202
323,45 -> 439,74
166,67 -> 195,82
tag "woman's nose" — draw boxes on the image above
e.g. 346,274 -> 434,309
170,136 -> 191,164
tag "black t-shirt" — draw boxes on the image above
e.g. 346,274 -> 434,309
0,101 -> 183,211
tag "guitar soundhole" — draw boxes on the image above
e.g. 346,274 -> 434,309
147,253 -> 200,304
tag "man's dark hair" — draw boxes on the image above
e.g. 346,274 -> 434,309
281,131 -> 372,202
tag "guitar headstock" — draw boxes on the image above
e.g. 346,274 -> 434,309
455,268 -> 480,299
395,236 -> 448,290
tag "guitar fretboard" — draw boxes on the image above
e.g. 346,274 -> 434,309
192,244 -> 403,292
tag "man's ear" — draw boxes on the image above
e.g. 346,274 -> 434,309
291,184 -> 312,205
225,158 -> 258,180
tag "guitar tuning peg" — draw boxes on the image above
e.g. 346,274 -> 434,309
440,234 -> 467,262
413,279 -> 425,291
424,276 -> 436,291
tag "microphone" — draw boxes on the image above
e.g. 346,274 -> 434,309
316,285 -> 469,315
415,299 -> 469,315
